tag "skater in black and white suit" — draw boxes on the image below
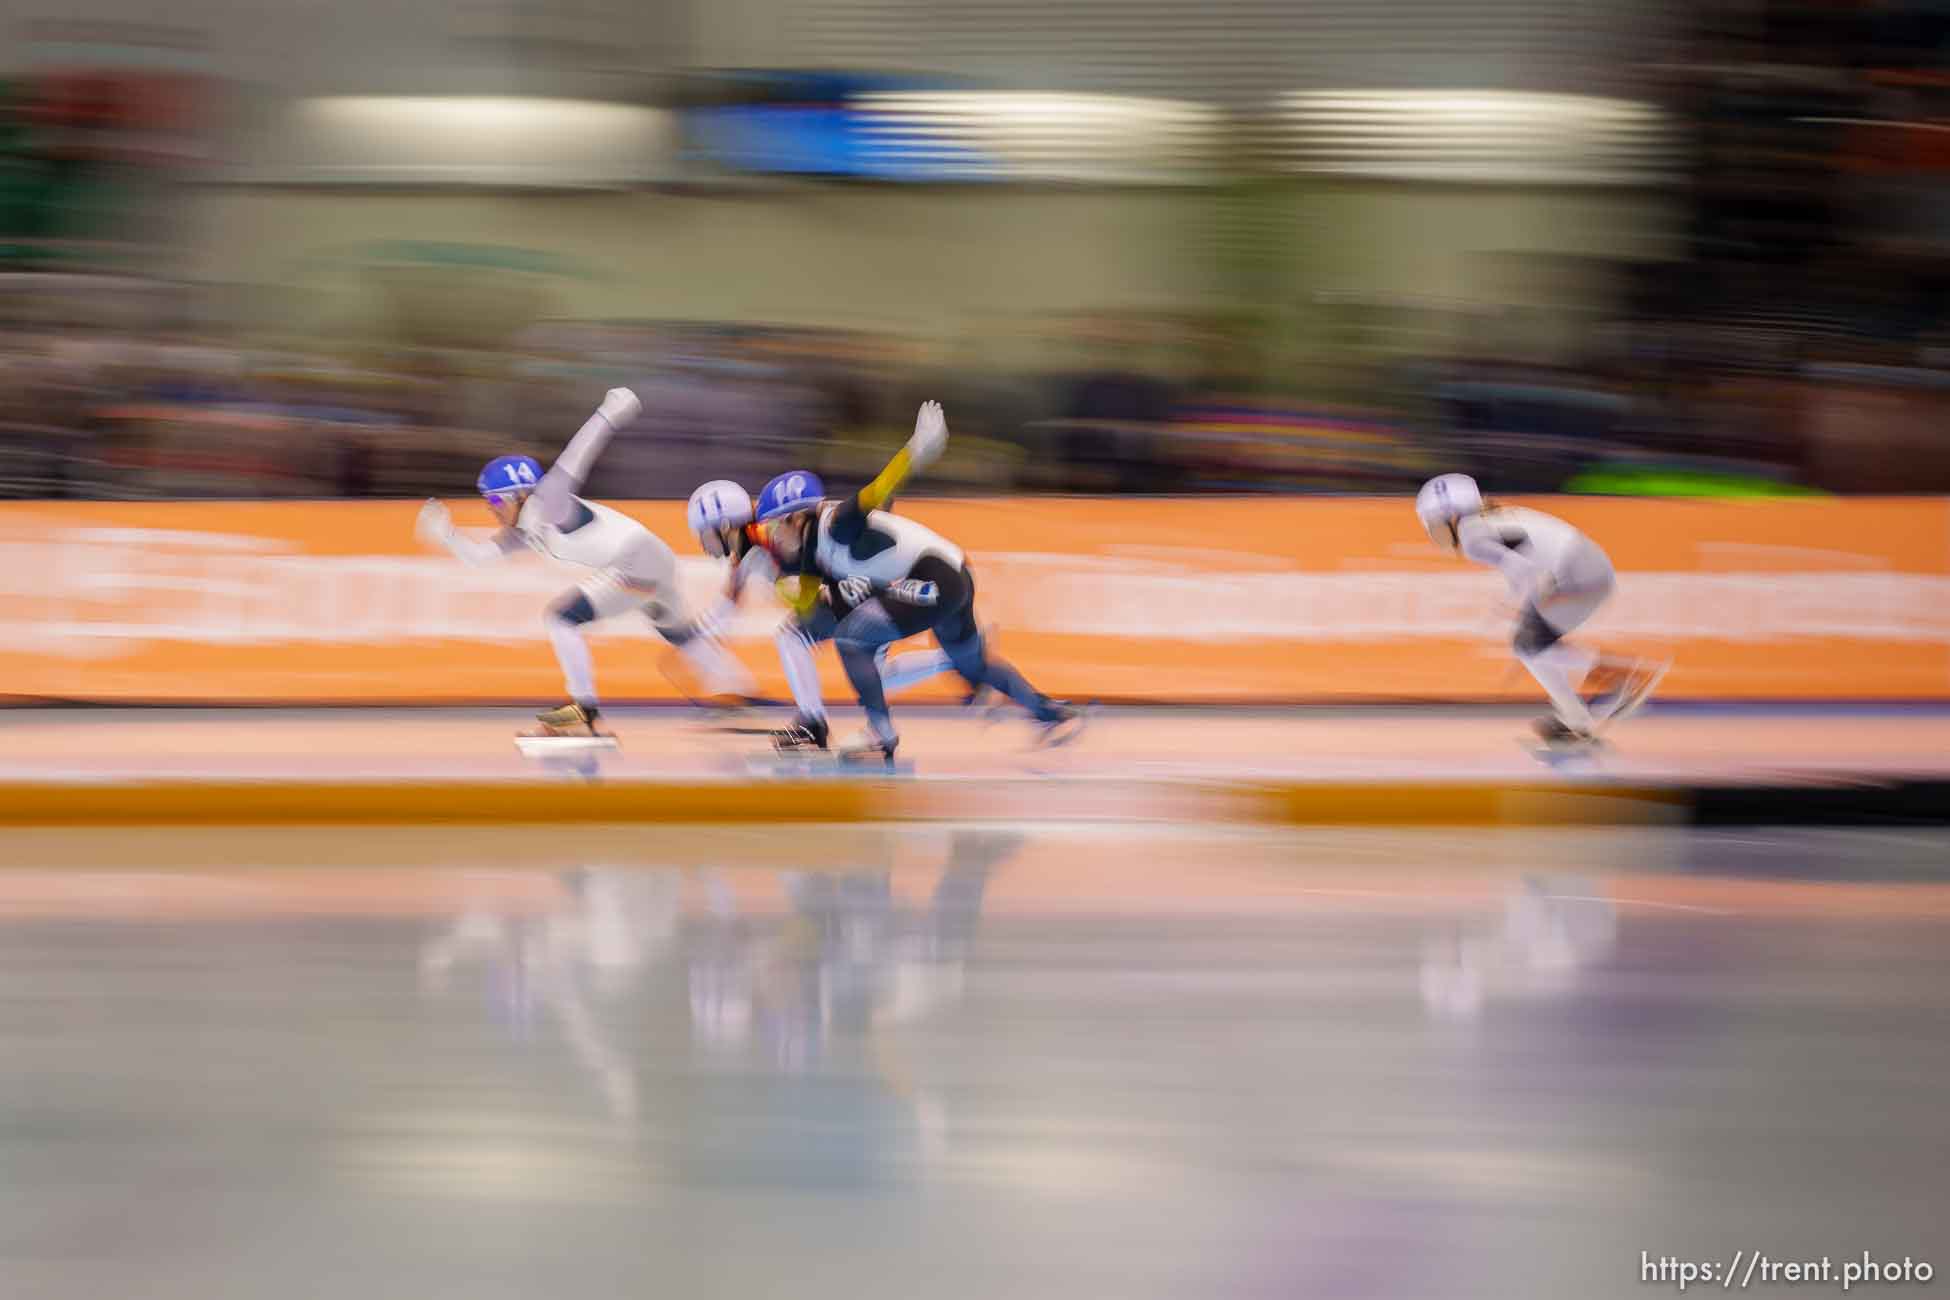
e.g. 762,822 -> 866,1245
684,480 -> 956,752
758,402 -> 1084,763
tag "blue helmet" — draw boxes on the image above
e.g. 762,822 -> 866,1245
477,455 -> 542,502
756,470 -> 824,522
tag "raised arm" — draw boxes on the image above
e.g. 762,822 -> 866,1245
829,400 -> 949,545
531,388 -> 642,525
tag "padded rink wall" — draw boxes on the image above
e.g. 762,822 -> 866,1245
1,496 -> 1946,704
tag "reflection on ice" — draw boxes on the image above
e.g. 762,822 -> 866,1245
413,832 -> 1021,1127
1421,875 -> 1619,1020
3,826 -> 1949,1300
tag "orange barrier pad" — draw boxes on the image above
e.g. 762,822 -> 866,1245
1,497 -> 1944,703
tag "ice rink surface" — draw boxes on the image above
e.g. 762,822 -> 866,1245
5,703 -> 1949,785
3,821 -> 1948,1299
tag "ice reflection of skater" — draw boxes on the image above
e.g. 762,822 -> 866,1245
687,832 -> 1019,1175
419,869 -> 680,1120
1420,876 -> 1619,1021
687,831 -> 1019,1074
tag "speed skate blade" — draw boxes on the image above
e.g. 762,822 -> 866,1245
515,734 -> 621,756
1519,737 -> 1606,767
744,753 -> 914,779
1599,658 -> 1672,730
1030,703 -> 1094,750
694,719 -> 780,736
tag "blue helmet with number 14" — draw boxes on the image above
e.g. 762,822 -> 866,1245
477,455 -> 542,505
756,470 -> 824,522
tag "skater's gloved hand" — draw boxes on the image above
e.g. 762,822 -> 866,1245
907,400 -> 948,469
598,387 -> 642,428
887,578 -> 938,606
418,497 -> 505,566
415,498 -> 455,547
835,575 -> 873,607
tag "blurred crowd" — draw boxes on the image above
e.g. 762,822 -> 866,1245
8,0 -> 1950,500
0,307 -> 1452,500
7,283 -> 1949,501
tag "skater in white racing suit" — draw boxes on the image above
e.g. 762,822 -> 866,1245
1415,473 -> 1662,746
415,387 -> 749,738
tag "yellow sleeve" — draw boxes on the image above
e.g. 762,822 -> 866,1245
774,574 -> 823,619
857,446 -> 916,512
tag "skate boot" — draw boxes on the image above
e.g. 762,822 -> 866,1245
528,701 -> 610,738
770,714 -> 830,753
1531,715 -> 1601,748
837,728 -> 899,768
516,701 -> 618,754
1032,702 -> 1089,749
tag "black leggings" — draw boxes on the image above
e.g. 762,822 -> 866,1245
833,560 -> 1059,740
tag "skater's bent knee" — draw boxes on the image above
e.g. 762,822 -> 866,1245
1512,607 -> 1561,657
548,592 -> 599,628
645,602 -> 689,642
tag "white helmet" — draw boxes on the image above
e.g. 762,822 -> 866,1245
687,480 -> 754,557
1415,473 -> 1484,548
